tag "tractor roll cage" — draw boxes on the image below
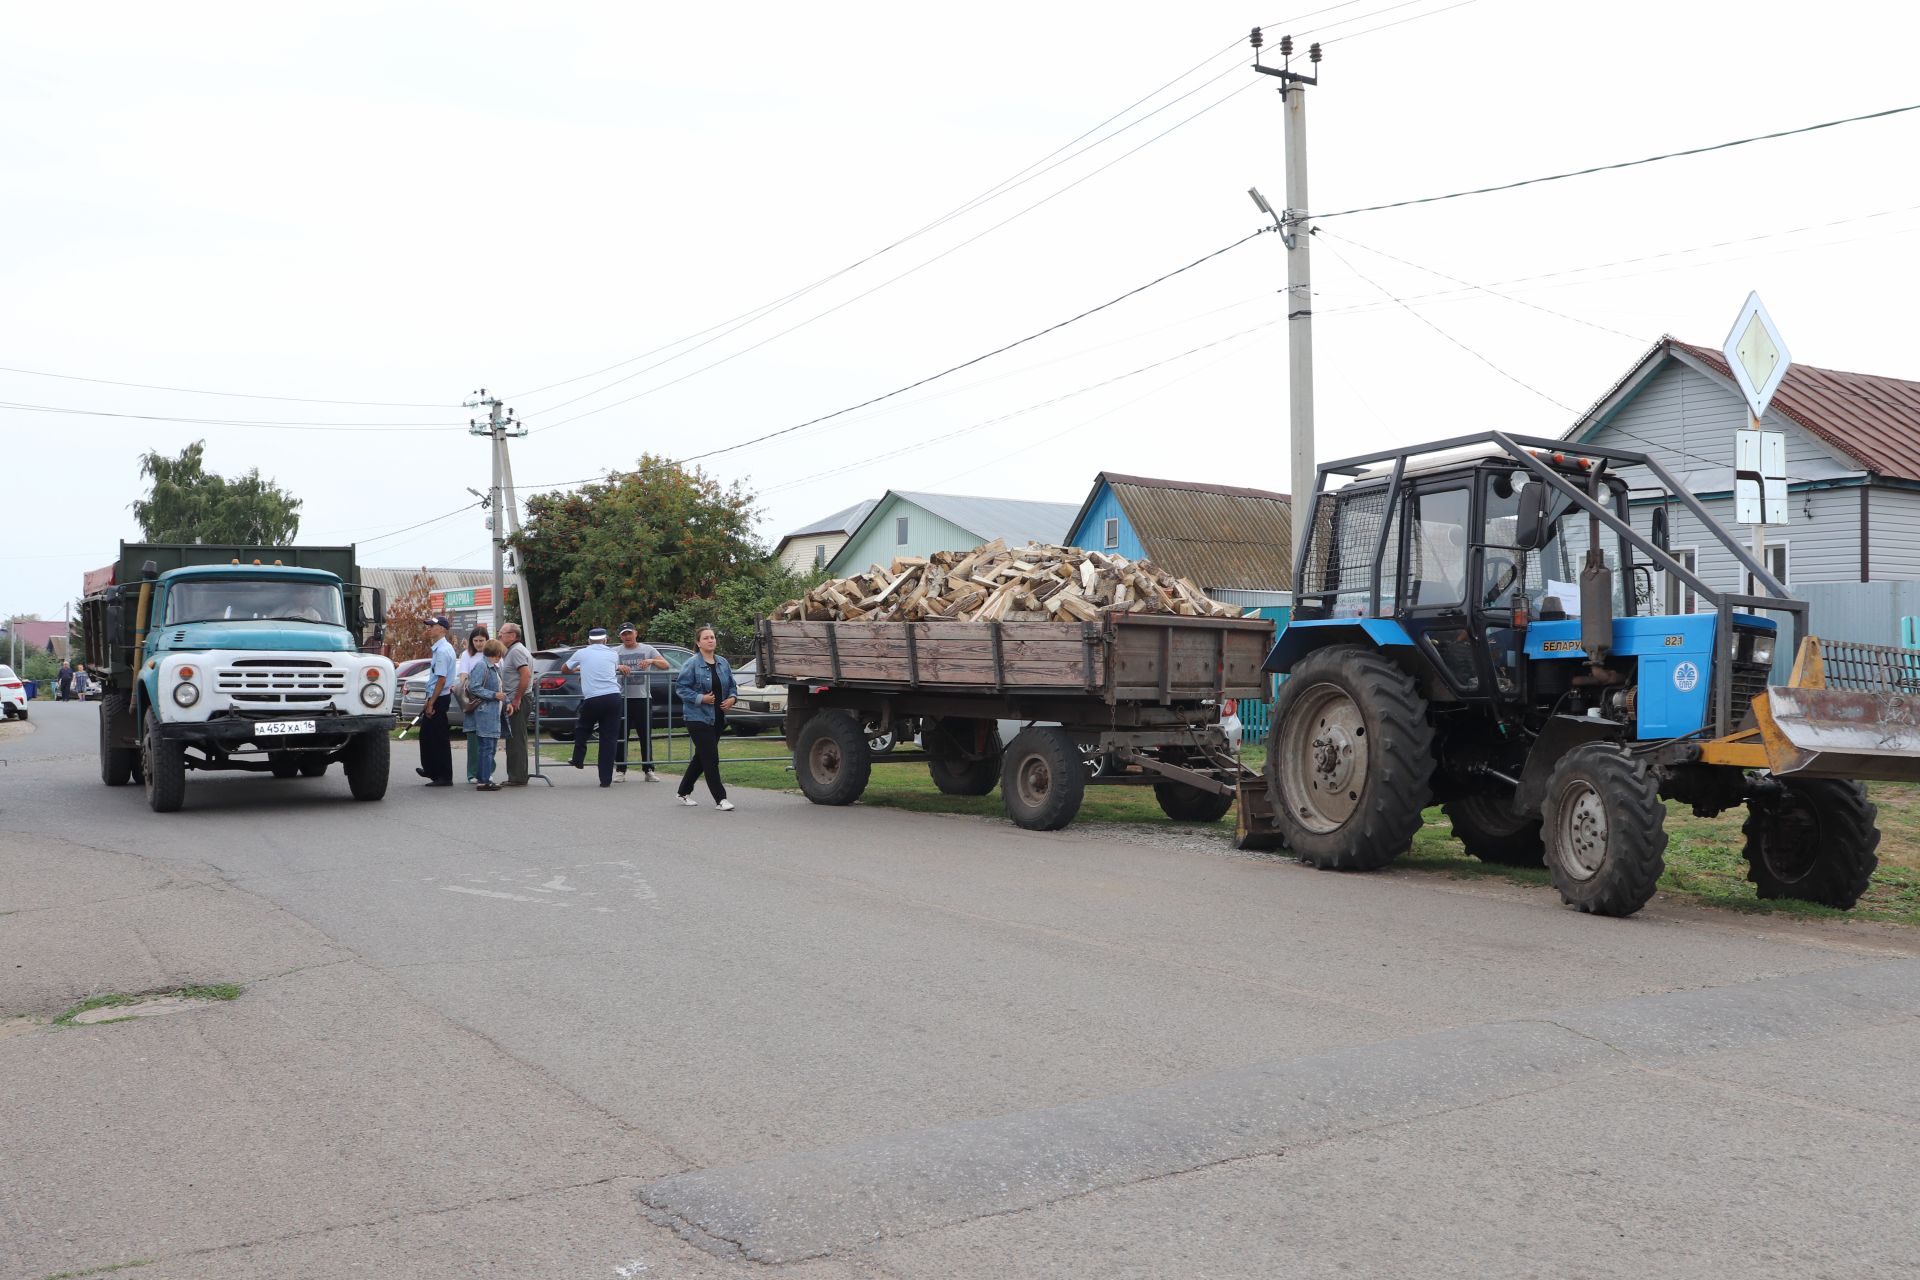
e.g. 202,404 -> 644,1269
1293,430 -> 1807,741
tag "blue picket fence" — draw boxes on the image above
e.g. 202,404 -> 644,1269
1236,677 -> 1278,745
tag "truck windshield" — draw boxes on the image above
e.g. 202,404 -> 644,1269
164,580 -> 345,626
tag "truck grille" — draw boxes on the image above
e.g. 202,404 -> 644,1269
1730,659 -> 1769,728
218,663 -> 345,705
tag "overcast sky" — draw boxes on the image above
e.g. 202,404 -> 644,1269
5,0 -> 1918,620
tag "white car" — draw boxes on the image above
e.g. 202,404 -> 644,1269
0,665 -> 28,720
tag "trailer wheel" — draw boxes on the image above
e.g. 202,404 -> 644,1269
99,692 -> 137,786
343,731 -> 390,801
1741,778 -> 1879,909
1001,727 -> 1086,831
142,709 -> 187,813
269,752 -> 300,779
1542,743 -> 1667,917
1444,793 -> 1545,867
1154,781 -> 1234,823
925,717 -> 1002,796
795,711 -> 872,806
298,756 -> 330,778
1265,644 -> 1434,870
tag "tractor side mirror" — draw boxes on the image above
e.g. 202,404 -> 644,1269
1650,505 -> 1670,554
1514,482 -> 1550,551
1631,565 -> 1655,610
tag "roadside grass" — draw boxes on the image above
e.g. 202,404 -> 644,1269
39,1262 -> 153,1280
53,983 -> 244,1028
538,731 -> 1920,927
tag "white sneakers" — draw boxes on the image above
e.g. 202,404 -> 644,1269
716,799 -> 735,811
677,794 -> 697,807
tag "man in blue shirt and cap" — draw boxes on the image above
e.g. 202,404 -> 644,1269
415,616 -> 458,786
564,626 -> 625,787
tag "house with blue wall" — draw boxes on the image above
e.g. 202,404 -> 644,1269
1065,473 -> 1293,608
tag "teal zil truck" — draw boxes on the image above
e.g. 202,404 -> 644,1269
81,543 -> 396,812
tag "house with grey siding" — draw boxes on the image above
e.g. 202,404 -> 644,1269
1565,338 -> 1920,641
827,490 -> 1079,576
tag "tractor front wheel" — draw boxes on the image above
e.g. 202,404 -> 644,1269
1444,793 -> 1545,867
1741,778 -> 1879,909
1541,743 -> 1667,917
1264,645 -> 1434,870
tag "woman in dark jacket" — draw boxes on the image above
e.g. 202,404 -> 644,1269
672,625 -> 739,810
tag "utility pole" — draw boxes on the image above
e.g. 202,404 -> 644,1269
496,438 -> 538,652
1252,28 -> 1321,506
464,390 -> 526,635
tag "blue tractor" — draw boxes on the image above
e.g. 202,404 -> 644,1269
1244,432 -> 1920,917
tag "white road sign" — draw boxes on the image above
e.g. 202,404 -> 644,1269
1735,428 -> 1788,526
1722,291 -> 1792,420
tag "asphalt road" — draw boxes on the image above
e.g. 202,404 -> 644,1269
4,701 -> 1919,1278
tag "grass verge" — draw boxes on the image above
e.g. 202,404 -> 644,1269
40,1262 -> 154,1280
54,983 -> 244,1028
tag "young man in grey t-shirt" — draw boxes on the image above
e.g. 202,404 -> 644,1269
615,623 -> 669,780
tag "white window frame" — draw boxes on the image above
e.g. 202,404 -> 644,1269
1745,541 -> 1790,598
1666,546 -> 1701,614
1103,517 -> 1120,549
814,543 -> 827,567
895,516 -> 910,546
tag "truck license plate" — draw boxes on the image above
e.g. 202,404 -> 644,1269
255,719 -> 317,737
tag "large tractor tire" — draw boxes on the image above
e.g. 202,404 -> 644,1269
1444,793 -> 1545,867
1741,778 -> 1879,909
925,717 -> 1002,796
794,711 -> 873,806
1264,645 -> 1434,870
1154,780 -> 1234,823
99,693 -> 137,786
343,731 -> 390,801
1541,743 -> 1667,917
1000,727 -> 1087,831
141,710 -> 187,813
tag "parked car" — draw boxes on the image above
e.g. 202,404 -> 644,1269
72,671 -> 101,702
533,642 -> 696,741
727,660 -> 787,736
398,667 -> 466,732
0,665 -> 28,720
393,657 -> 431,685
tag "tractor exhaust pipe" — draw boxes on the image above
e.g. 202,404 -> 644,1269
1580,463 -> 1613,672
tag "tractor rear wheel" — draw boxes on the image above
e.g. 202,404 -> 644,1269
1444,793 -> 1545,867
1741,778 -> 1879,909
1265,645 -> 1434,870
1541,743 -> 1666,917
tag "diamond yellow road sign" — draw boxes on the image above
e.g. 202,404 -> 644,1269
1721,291 -> 1792,420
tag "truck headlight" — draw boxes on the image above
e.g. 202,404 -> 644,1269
172,670 -> 200,707
360,682 -> 387,708
1749,634 -> 1775,667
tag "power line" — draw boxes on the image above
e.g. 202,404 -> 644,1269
1314,101 -> 1920,220
0,401 -> 465,432
0,366 -> 451,408
1316,0 -> 1480,44
346,502 -> 485,546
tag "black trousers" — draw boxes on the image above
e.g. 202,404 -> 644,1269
572,693 -> 622,785
679,720 -> 727,802
616,697 -> 653,772
418,695 -> 453,783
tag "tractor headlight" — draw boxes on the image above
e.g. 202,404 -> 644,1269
360,682 -> 387,708
1748,634 -> 1775,667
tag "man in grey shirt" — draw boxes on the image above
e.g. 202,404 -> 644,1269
499,622 -> 534,786
615,622 -> 669,781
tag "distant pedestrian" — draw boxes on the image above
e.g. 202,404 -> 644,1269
56,662 -> 71,702
469,639 -> 508,791
673,625 -> 738,811
459,625 -> 492,783
564,627 -> 623,787
614,622 -> 669,782
71,663 -> 87,701
415,616 -> 457,787
499,622 -> 534,787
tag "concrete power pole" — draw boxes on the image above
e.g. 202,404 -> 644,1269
1252,29 -> 1321,506
496,440 -> 538,652
464,390 -> 526,635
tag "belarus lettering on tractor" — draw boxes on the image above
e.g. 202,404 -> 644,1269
1245,431 -> 1920,917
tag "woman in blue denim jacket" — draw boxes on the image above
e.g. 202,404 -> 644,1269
672,625 -> 739,810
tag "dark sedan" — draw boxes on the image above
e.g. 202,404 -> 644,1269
533,643 -> 695,741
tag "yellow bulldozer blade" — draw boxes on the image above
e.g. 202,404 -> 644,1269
1739,636 -> 1920,783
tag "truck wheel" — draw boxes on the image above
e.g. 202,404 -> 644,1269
298,756 -> 329,778
1741,778 -> 1879,909
141,710 -> 187,813
1154,781 -> 1234,823
99,692 -> 137,786
794,711 -> 872,806
1542,743 -> 1666,917
343,731 -> 390,801
925,717 -> 1001,796
1265,645 -> 1434,870
269,752 -> 300,779
1444,793 -> 1545,867
1001,727 -> 1086,831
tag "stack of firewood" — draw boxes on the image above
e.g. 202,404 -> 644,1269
772,539 -> 1244,623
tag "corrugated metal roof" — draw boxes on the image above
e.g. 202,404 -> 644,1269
1100,474 -> 1293,592
893,491 -> 1080,547
783,498 -> 878,539
360,566 -> 494,598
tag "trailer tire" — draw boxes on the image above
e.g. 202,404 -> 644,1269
1001,727 -> 1086,831
1542,743 -> 1666,917
795,711 -> 872,806
269,752 -> 300,779
343,731 -> 390,801
141,710 -> 187,813
1741,778 -> 1879,909
1265,644 -> 1434,870
100,692 -> 137,786
1154,781 -> 1234,823
925,717 -> 1002,796
1444,793 -> 1545,867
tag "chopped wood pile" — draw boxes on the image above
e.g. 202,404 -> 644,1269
772,539 -> 1245,624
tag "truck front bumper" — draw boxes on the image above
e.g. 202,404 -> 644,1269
159,713 -> 395,749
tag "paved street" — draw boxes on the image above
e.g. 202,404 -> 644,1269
5,699 -> 1920,1279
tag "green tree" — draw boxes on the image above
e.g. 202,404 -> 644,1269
514,456 -> 761,644
132,440 -> 302,544
647,563 -> 826,660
